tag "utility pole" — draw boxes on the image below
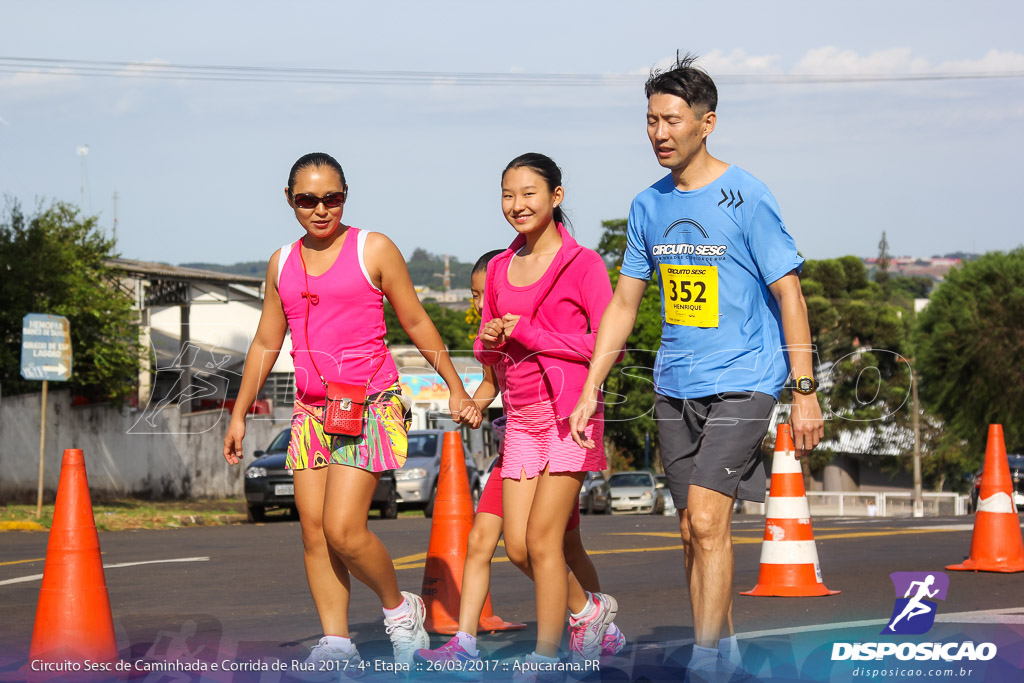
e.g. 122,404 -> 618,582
112,191 -> 119,243
76,144 -> 89,211
910,363 -> 923,518
432,254 -> 452,298
900,356 -> 924,517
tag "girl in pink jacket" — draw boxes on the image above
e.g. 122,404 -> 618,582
475,153 -> 619,675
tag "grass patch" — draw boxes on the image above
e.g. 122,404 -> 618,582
0,499 -> 249,532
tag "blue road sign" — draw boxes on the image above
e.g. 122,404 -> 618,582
20,313 -> 72,382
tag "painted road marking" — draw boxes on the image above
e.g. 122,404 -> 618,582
0,557 -> 45,568
393,525 -> 972,571
614,527 -> 963,543
0,556 -> 210,586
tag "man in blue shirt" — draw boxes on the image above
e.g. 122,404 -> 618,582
570,54 -> 824,679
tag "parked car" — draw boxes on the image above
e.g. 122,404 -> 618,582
655,474 -> 676,516
394,430 -> 481,517
579,471 -> 612,514
969,454 -> 1024,512
654,473 -> 742,515
608,471 -> 660,515
244,428 -> 398,522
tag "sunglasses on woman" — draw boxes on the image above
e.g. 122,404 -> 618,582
291,191 -> 346,210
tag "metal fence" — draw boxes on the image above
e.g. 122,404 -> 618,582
744,491 -> 968,517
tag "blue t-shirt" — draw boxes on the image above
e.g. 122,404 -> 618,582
620,166 -> 803,400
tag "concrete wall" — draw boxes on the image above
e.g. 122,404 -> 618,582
0,390 -> 286,502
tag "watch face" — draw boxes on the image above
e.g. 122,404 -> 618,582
797,377 -> 815,393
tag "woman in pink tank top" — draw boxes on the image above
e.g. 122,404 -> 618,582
223,153 -> 481,669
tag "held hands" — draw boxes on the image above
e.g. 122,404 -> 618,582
450,388 -> 482,429
223,418 -> 246,466
569,384 -> 600,449
790,392 -> 824,460
479,315 -> 521,349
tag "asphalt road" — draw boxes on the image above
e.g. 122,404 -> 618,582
2,513 -> 1023,682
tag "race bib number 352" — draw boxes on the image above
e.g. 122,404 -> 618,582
659,264 -> 719,328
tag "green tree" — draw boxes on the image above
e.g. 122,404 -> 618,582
0,200 -> 141,402
914,249 -> 1024,455
596,218 -> 628,268
590,218 -> 664,465
383,301 -> 474,351
799,256 -> 928,482
600,267 -> 662,465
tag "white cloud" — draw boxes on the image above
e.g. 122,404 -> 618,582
700,49 -> 783,74
938,49 -> 1024,73
793,47 -> 931,75
0,115 -> 9,126
647,46 -> 1024,77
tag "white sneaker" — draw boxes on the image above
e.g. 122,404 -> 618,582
384,591 -> 430,666
304,637 -> 363,679
568,591 -> 619,660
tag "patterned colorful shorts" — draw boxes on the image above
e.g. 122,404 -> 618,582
286,384 -> 409,472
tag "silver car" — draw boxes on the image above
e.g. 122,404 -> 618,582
608,471 -> 660,515
394,430 -> 481,517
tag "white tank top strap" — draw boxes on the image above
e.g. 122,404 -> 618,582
356,229 -> 381,292
275,241 -> 295,290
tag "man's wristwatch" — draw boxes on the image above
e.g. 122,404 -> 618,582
794,376 -> 817,395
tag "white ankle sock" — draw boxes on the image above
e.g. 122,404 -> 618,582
689,644 -> 718,670
718,635 -> 741,666
570,592 -> 597,620
323,635 -> 353,650
528,652 -> 560,664
455,631 -> 478,656
383,597 -> 411,621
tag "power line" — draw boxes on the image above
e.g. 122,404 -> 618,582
1,56 -> 1022,87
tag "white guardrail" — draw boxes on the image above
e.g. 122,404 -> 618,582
744,491 -> 970,517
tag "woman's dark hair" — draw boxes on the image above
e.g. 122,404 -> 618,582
287,152 -> 346,192
644,52 -> 717,115
472,249 -> 505,276
502,152 -> 571,229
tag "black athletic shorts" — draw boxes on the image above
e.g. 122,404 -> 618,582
654,391 -> 776,510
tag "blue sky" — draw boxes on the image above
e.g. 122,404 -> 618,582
1,1 -> 1022,268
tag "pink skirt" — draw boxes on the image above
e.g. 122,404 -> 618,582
500,400 -> 605,480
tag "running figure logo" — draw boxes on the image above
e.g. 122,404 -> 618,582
883,572 -> 949,635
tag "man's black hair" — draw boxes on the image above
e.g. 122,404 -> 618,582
644,52 -> 718,114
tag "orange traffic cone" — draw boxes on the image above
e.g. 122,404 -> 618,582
741,425 -> 840,597
29,449 -> 118,662
420,431 -> 525,633
947,424 -> 1024,572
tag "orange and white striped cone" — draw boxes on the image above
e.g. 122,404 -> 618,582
741,424 -> 840,597
947,424 -> 1024,573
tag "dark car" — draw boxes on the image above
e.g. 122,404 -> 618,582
244,428 -> 398,522
579,471 -> 612,514
969,454 -> 1024,513
394,430 -> 481,517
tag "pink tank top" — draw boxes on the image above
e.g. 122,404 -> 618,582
277,227 -> 399,405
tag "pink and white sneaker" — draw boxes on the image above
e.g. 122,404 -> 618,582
414,635 -> 481,680
568,592 -> 619,660
601,622 -> 627,657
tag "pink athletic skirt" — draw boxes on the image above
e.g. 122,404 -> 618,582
500,400 -> 605,480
